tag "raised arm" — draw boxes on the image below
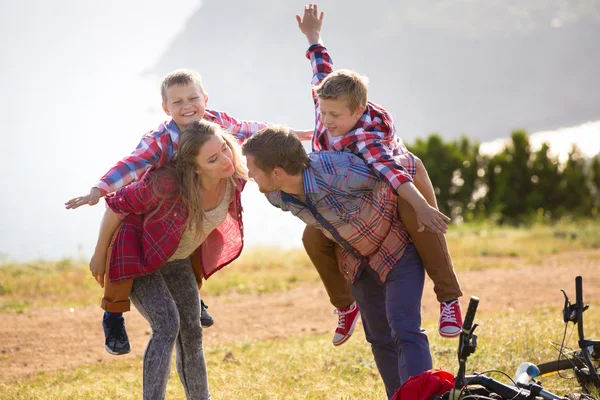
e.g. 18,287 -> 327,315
65,133 -> 165,209
296,4 -> 324,47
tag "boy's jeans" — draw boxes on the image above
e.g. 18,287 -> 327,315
351,244 -> 432,399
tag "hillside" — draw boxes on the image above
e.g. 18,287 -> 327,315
148,0 -> 600,142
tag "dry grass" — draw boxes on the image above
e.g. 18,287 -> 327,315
1,306 -> 598,399
1,221 -> 599,313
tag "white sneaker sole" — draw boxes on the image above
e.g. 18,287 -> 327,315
332,310 -> 361,346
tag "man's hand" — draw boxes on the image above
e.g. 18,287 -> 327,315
89,250 -> 107,288
414,203 -> 450,234
65,187 -> 102,209
295,3 -> 324,45
291,128 -> 314,141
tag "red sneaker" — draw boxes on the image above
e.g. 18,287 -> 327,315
439,300 -> 463,338
332,301 -> 360,346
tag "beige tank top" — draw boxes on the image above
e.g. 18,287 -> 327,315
168,179 -> 233,261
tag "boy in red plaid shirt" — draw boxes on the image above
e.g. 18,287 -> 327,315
65,69 -> 311,355
296,4 -> 463,345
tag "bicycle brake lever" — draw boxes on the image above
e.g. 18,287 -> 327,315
561,289 -> 577,323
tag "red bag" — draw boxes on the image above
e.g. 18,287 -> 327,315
391,369 -> 455,400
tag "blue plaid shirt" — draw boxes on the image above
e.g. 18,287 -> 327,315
266,151 -> 411,283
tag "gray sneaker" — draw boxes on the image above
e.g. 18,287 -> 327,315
102,313 -> 131,355
200,299 -> 214,328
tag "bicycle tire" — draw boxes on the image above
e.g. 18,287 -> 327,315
537,357 -> 587,375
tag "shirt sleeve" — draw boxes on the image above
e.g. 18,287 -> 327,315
306,44 -> 333,87
105,171 -> 161,216
348,136 -> 414,193
94,134 -> 165,196
206,109 -> 270,143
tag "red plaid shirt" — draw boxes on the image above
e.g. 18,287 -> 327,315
95,109 -> 268,196
105,171 -> 246,283
307,44 -> 417,190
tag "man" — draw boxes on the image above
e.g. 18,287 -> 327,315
242,126 -> 432,398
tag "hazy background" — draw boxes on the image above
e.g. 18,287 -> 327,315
1,0 -> 599,261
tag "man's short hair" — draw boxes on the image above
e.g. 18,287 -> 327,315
160,69 -> 207,104
314,69 -> 368,113
242,126 -> 310,175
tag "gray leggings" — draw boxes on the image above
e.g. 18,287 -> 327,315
130,258 -> 210,400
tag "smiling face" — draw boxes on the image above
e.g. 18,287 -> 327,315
194,135 -> 235,180
162,82 -> 208,130
318,97 -> 365,137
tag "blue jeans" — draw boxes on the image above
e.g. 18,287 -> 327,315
351,244 -> 432,399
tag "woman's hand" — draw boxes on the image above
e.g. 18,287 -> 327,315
90,250 -> 107,288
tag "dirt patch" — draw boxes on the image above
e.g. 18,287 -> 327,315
1,250 -> 599,383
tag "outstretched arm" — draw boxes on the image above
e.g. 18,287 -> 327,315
65,187 -> 102,209
65,133 -> 164,209
296,3 -> 324,46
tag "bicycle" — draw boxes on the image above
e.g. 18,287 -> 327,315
535,276 -> 600,395
434,284 -> 599,400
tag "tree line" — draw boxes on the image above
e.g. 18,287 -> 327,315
408,131 -> 600,223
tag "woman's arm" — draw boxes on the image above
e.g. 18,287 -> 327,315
89,208 -> 122,287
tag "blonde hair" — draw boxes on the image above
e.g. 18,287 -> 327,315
314,69 -> 369,113
152,120 -> 247,233
160,69 -> 207,104
242,126 -> 310,175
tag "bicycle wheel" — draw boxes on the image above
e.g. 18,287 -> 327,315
537,357 -> 587,375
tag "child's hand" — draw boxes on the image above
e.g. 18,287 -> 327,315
291,128 -> 314,141
296,3 -> 324,44
414,203 -> 451,234
65,187 -> 102,209
89,250 -> 107,288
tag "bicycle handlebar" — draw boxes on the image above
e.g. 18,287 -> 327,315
462,296 -> 480,334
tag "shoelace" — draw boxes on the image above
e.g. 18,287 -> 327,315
333,303 -> 356,330
440,301 -> 457,324
108,319 -> 128,344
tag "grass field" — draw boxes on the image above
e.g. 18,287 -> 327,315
1,221 -> 599,399
1,221 -> 599,313
1,307 -> 598,399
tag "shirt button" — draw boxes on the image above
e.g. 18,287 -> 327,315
174,213 -> 178,216
315,213 -> 321,218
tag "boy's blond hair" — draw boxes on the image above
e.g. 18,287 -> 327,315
242,126 -> 310,176
160,69 -> 207,104
314,69 -> 369,113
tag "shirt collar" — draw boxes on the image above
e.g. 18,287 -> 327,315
165,119 -> 180,144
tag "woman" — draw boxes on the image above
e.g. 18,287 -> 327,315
89,120 -> 248,399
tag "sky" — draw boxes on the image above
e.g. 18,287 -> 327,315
0,0 -> 597,262
0,0 -> 306,261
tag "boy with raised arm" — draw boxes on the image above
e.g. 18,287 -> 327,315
65,69 -> 311,355
243,126 -> 433,398
295,4 -> 463,346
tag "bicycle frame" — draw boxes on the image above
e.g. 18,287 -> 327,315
572,276 -> 600,390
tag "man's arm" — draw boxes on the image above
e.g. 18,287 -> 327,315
89,208 -> 122,288
65,133 -> 164,209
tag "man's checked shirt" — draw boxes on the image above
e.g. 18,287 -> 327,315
95,109 -> 268,196
307,44 -> 418,190
266,151 -> 411,283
